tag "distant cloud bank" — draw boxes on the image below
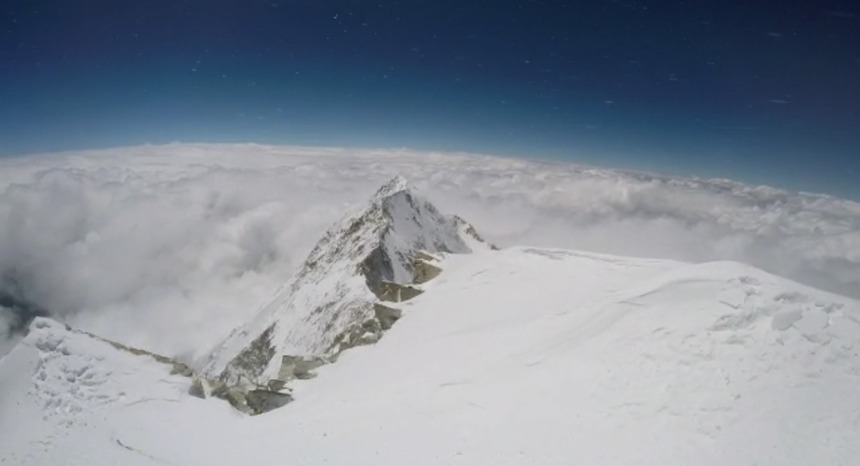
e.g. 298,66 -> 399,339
1,143 -> 859,361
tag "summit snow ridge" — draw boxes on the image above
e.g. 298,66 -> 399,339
203,176 -> 492,390
372,174 -> 411,199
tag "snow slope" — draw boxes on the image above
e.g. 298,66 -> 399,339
3,246 -> 859,465
0,318 -> 235,465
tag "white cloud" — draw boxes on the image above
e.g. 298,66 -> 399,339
1,143 -> 859,362
0,307 -> 24,356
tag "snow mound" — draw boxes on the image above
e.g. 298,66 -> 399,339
0,317 -> 208,465
204,176 -> 492,386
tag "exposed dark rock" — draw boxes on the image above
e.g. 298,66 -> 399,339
412,257 -> 442,284
220,324 -> 277,385
414,251 -> 437,262
377,282 -> 423,302
278,355 -> 326,381
295,359 -> 325,379
267,379 -> 287,391
170,363 -> 194,378
189,377 -> 211,399
328,318 -> 382,356
211,384 -> 254,415
245,389 -> 294,414
360,245 -> 395,299
374,303 -> 402,330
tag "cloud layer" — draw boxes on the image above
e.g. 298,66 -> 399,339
1,143 -> 859,363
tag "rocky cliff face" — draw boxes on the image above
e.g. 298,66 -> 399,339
203,176 -> 493,392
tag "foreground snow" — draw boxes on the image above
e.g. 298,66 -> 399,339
2,247 -> 859,465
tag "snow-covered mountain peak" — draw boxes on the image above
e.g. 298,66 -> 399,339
370,174 -> 412,200
204,176 -> 492,389
295,176 -> 490,294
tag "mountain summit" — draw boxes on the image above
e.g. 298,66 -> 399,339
204,176 -> 493,388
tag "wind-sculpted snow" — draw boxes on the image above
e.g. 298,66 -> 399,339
0,317 -> 204,465
1,143 -> 859,359
16,319 -> 192,417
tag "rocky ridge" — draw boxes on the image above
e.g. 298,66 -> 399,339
200,176 -> 494,412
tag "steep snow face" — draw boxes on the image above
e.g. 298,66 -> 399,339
204,176 -> 491,386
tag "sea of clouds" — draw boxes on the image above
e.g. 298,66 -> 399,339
1,143 -> 859,363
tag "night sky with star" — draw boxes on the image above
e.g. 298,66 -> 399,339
2,1 -> 859,197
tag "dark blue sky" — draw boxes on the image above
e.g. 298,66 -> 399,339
2,1 -> 859,197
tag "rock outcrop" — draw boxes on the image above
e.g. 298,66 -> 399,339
188,377 -> 212,399
244,389 -> 294,414
412,252 -> 443,284
278,355 -> 326,381
375,282 -> 424,302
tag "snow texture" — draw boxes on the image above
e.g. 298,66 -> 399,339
0,317 -> 204,465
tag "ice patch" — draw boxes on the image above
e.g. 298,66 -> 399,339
772,309 -> 803,330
